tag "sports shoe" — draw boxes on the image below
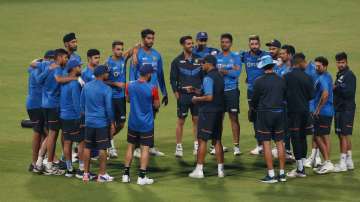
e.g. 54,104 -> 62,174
75,169 -> 84,179
346,158 -> 354,170
271,147 -> 278,158
314,155 -> 322,167
53,160 -> 67,170
234,146 -> 241,156
133,148 -> 141,158
108,148 -> 118,159
286,169 -> 306,178
189,169 -> 204,179
210,147 -> 216,155
278,174 -> 287,182
150,147 -> 165,156
97,173 -> 114,182
285,150 -> 295,161
174,144 -> 183,158
83,173 -> 90,182
315,161 -> 334,174
44,166 -> 65,176
65,169 -> 75,178
304,157 -> 314,168
122,175 -> 130,183
250,146 -> 263,155
333,163 -> 348,173
137,176 -> 154,185
210,146 -> 228,155
260,175 -> 278,184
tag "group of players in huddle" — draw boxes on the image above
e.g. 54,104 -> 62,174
25,29 -> 356,185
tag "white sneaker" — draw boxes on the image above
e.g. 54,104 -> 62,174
234,146 -> 241,156
346,158 -> 354,170
210,146 -> 228,155
250,146 -> 262,155
175,145 -> 183,158
271,147 -> 278,158
286,169 -> 306,178
285,151 -> 295,161
189,169 -> 204,179
333,163 -> 348,173
133,148 -> 141,158
210,148 -> 216,155
44,166 -> 65,176
223,146 -> 228,152
97,173 -> 114,182
122,175 -> 130,183
108,148 -> 118,159
137,176 -> 154,185
150,147 -> 165,156
304,157 -> 313,168
315,161 -> 334,174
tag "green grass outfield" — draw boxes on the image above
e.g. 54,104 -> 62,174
0,0 -> 359,201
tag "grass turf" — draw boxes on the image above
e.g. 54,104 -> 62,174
0,0 -> 359,201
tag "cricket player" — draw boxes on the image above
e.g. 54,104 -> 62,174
189,55 -> 225,179
122,64 -> 160,185
170,35 -> 202,157
192,32 -> 219,58
333,52 -> 356,172
251,55 -> 287,183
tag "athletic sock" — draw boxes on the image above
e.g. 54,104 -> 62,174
79,160 -> 84,171
194,141 -> 198,148
310,148 -> 317,158
195,164 -> 203,171
297,160 -> 304,171
301,158 -> 307,165
139,169 -> 146,178
36,156 -> 43,167
347,150 -> 352,160
315,148 -> 320,158
111,139 -> 115,149
218,164 -> 224,172
268,169 -> 275,178
340,153 -> 347,164
176,143 -> 182,148
66,160 -> 73,171
124,167 -> 130,176
234,143 -> 239,148
279,169 -> 285,175
258,145 -> 263,150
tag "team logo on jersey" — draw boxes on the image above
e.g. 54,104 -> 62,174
180,60 -> 186,63
152,56 -> 157,61
114,72 -> 119,77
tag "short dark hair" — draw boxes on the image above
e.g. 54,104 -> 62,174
314,56 -> 329,66
112,40 -> 124,48
54,48 -> 68,58
87,49 -> 100,57
141,29 -> 155,38
248,35 -> 260,42
335,52 -> 347,61
179,35 -> 192,45
221,33 -> 233,43
293,52 -> 306,64
281,44 -> 296,56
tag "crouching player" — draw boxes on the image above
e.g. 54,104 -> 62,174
189,55 -> 225,179
60,60 -> 85,177
251,55 -> 287,183
81,65 -> 115,183
122,64 -> 160,185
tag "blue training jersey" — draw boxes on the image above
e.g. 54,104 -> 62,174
129,47 -> 167,96
305,61 -> 319,112
192,46 -> 219,58
41,65 -> 63,108
240,50 -> 268,91
81,66 -> 95,83
126,80 -> 159,133
313,72 -> 334,116
106,56 -> 126,98
80,80 -> 114,128
26,67 -> 42,109
60,80 -> 81,120
216,51 -> 242,91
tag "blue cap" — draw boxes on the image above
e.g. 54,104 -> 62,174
257,55 -> 275,69
196,32 -> 208,40
44,50 -> 55,58
139,64 -> 154,76
66,60 -> 82,72
94,65 -> 109,77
